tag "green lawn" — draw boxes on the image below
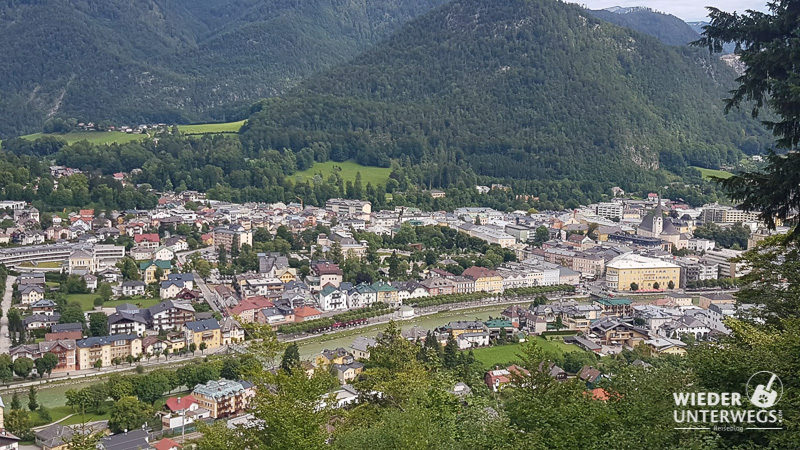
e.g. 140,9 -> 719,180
471,338 -> 584,369
29,405 -> 73,427
691,166 -> 734,180
20,131 -> 146,145
68,293 -> 161,311
66,293 -> 100,311
179,120 -> 245,135
295,160 -> 392,186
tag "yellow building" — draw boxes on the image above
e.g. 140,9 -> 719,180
462,267 -> 503,293
276,268 -> 297,284
371,281 -> 399,305
605,253 -> 680,291
183,319 -> 222,351
76,334 -> 142,369
444,321 -> 488,338
140,260 -> 172,284
314,348 -> 351,368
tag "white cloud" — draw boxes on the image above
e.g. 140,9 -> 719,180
574,1 -> 768,21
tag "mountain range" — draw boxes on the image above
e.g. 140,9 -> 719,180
0,0 -> 448,137
240,0 -> 768,189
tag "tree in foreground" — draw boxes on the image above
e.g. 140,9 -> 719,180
696,1 -> 800,238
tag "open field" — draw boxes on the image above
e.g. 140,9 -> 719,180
67,293 -> 161,311
20,131 -> 145,145
691,166 -> 734,180
295,160 -> 392,187
179,120 -> 245,135
9,120 -> 245,147
471,338 -> 584,369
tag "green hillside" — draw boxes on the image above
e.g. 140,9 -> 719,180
0,0 -> 448,138
241,0 -> 770,190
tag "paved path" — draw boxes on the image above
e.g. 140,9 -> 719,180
193,273 -> 224,315
0,275 -> 16,354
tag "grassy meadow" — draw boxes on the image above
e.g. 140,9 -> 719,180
691,166 -> 734,180
295,160 -> 392,186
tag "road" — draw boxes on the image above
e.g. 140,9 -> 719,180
193,272 -> 224,315
0,275 -> 16,354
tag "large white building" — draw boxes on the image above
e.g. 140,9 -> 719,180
595,202 -> 624,220
704,248 -> 749,278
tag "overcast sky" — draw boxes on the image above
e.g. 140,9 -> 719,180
576,1 -> 768,21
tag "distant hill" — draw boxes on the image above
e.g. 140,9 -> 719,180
687,21 -> 735,53
241,0 -> 770,190
588,6 -> 700,46
0,0 -> 448,138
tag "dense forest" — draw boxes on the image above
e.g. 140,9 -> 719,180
241,0 -> 771,194
0,130 -> 729,213
0,0 -> 448,137
587,7 -> 701,46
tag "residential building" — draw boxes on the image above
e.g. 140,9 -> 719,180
183,318 -> 222,351
589,317 -> 650,347
462,266 -> 503,294
419,277 -> 456,296
346,283 -> 378,308
76,334 -> 142,369
220,317 -> 245,345
371,281 -> 399,306
349,337 -> 376,360
213,224 -> 253,252
325,199 -> 372,222
698,292 -> 735,310
140,260 -> 172,284
331,361 -> 365,383
119,281 -> 146,297
318,285 -> 348,311
9,340 -> 77,373
149,300 -> 196,331
294,306 -> 322,322
98,429 -> 150,450
484,365 -> 530,392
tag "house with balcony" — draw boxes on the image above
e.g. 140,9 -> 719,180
76,334 -> 142,369
183,318 -> 222,351
192,379 -> 255,419
149,300 -> 196,331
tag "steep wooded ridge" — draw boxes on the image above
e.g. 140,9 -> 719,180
0,0 -> 448,137
588,6 -> 700,46
241,0 -> 769,185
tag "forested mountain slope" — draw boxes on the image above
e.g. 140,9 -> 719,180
241,0 -> 769,187
0,0 -> 447,137
588,6 -> 700,46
